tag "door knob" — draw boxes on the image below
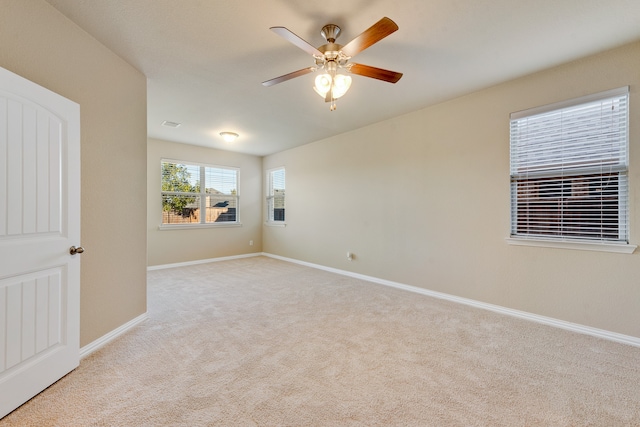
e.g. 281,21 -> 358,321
70,246 -> 84,255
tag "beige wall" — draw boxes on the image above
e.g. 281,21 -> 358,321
0,1 -> 148,346
147,138 -> 263,266
263,41 -> 640,339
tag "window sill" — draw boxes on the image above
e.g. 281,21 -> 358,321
506,237 -> 636,254
264,222 -> 286,227
158,223 -> 242,230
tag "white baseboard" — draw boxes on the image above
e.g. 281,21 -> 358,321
80,312 -> 149,359
147,252 -> 263,271
263,253 -> 640,348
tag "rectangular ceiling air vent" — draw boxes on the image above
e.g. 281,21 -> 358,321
161,120 -> 181,128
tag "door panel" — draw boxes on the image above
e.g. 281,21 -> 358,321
0,66 -> 80,418
1,269 -> 63,370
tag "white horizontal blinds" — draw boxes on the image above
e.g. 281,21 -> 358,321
268,168 -> 285,221
162,162 -> 198,192
204,166 -> 238,222
161,162 -> 200,224
512,174 -> 627,241
511,91 -> 628,175
271,168 -> 285,193
161,161 -> 239,224
205,167 -> 237,195
510,87 -> 629,243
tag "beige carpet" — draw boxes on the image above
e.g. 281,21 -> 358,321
2,256 -> 640,426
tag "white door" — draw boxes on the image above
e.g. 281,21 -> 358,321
0,66 -> 80,418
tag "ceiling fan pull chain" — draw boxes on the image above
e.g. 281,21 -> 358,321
330,81 -> 336,111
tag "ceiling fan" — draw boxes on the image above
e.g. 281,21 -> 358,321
262,17 -> 403,110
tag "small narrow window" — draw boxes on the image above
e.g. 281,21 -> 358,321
161,160 -> 239,225
510,87 -> 629,243
266,168 -> 285,223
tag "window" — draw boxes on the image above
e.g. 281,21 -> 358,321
510,87 -> 629,244
161,160 -> 239,225
266,167 -> 285,223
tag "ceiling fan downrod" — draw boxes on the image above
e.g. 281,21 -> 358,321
321,24 -> 341,43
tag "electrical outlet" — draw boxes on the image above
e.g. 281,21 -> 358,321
249,240 -> 253,246
347,252 -> 353,261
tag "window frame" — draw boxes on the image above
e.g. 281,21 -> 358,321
507,87 -> 635,253
160,159 -> 241,229
265,167 -> 286,226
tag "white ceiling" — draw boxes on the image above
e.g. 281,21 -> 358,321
46,0 -> 640,156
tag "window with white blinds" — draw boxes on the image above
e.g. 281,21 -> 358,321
161,160 -> 239,225
266,168 -> 285,222
510,87 -> 629,243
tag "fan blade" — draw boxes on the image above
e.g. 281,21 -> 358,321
262,67 -> 316,87
348,63 -> 403,83
270,27 -> 323,57
341,17 -> 399,58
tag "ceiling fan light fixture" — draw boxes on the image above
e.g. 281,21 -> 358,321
313,73 -> 351,99
220,132 -> 239,143
332,74 -> 352,98
314,73 -> 332,96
